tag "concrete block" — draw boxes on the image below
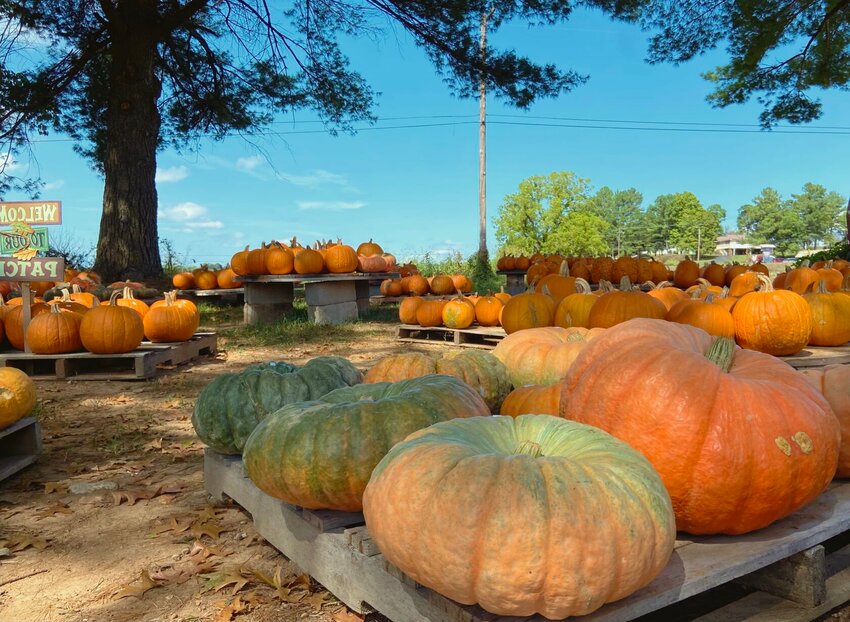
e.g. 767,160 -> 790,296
356,297 -> 370,316
243,302 -> 293,324
304,281 -> 357,306
308,301 -> 359,325
244,282 -> 294,305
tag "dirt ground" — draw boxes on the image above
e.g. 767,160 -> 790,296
0,314 -> 443,622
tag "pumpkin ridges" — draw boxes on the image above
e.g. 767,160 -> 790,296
27,304 -> 84,354
500,384 -> 562,417
732,274 -> 812,355
81,290 -> 145,354
0,367 -> 37,429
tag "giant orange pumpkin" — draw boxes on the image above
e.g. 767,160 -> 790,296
562,319 -> 839,534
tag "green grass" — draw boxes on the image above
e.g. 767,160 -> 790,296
201,300 -> 400,349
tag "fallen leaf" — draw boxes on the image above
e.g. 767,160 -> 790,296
34,503 -> 73,520
159,481 -> 191,495
113,569 -> 160,600
190,521 -> 225,540
204,566 -> 252,596
151,516 -> 192,535
142,438 -> 163,452
213,595 -> 247,622
305,591 -> 329,610
332,607 -> 366,622
112,489 -> 158,506
43,482 -> 67,495
188,540 -> 231,561
7,535 -> 50,552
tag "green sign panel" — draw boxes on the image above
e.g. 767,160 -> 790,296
0,225 -> 49,257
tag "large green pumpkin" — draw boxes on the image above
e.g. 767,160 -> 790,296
364,349 -> 511,412
243,375 -> 490,511
192,356 -> 362,454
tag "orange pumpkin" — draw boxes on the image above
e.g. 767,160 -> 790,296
701,262 -> 726,287
144,292 -> 199,342
785,264 -> 820,295
216,266 -> 239,289
500,289 -> 555,334
356,239 -> 383,257
646,281 -> 689,311
665,293 -> 735,338
357,255 -> 388,273
293,246 -> 325,275
804,281 -> 850,346
415,299 -> 447,327
724,264 -> 748,287
231,246 -> 250,276
553,278 -> 596,328
380,279 -> 403,297
194,267 -> 218,290
27,304 -> 84,354
406,275 -> 430,296
728,271 -> 761,298
5,303 -> 50,350
442,294 -> 475,329
430,275 -> 456,296
324,242 -> 358,273
247,243 -> 270,275
451,274 -> 473,293
81,291 -> 145,353
493,326 -> 604,387
732,274 -> 812,355
499,384 -> 562,417
562,319 -> 839,534
588,277 -> 666,329
474,296 -> 503,327
673,258 -> 699,288
265,243 -> 295,275
396,296 -> 423,325
172,271 -> 195,290
802,365 -> 850,477
535,261 -> 576,304
116,286 -> 149,318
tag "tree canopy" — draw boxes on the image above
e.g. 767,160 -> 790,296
638,1 -> 850,126
738,183 -> 846,255
495,171 -> 727,258
0,0 -> 649,280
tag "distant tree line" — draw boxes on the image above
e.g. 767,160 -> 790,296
494,171 -> 726,258
737,184 -> 846,256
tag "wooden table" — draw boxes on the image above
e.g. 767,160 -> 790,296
179,288 -> 244,304
237,273 -> 398,325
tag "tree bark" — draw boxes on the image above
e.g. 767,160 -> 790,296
94,2 -> 162,282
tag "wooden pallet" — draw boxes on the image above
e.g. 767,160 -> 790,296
781,344 -> 850,369
371,295 -> 454,305
397,324 -> 505,349
0,332 -> 218,380
204,450 -> 850,622
0,417 -> 41,483
181,288 -> 244,304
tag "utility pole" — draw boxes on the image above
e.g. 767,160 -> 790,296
478,7 -> 494,263
697,226 -> 702,262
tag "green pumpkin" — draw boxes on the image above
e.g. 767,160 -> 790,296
243,375 -> 491,511
192,356 -> 362,454
365,350 -> 511,413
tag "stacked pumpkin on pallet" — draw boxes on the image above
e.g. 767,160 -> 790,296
398,288 -> 509,330
172,265 -> 239,291
211,238 -> 397,280
0,288 -> 200,355
378,271 -> 471,298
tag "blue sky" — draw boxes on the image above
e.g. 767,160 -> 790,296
12,7 -> 850,266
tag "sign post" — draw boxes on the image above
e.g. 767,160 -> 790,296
0,201 -> 64,353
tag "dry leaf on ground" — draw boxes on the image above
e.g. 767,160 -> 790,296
113,569 -> 160,600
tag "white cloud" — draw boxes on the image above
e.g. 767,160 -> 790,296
158,201 -> 223,230
44,180 -> 65,191
236,155 -> 265,172
0,154 -> 23,174
156,165 -> 189,183
278,170 -> 350,188
296,200 -> 366,211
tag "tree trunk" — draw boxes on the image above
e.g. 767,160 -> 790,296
94,6 -> 162,282
477,8 -> 492,265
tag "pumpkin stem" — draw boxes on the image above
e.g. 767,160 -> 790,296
515,440 -> 543,458
706,337 -> 736,373
109,290 -> 121,305
574,278 -> 592,295
559,260 -> 570,278
754,273 -> 773,292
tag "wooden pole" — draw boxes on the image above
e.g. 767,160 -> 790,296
478,8 -> 493,262
21,282 -> 31,353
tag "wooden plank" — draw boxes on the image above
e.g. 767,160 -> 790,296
0,417 -> 41,482
695,543 -> 850,622
204,451 -> 850,622
781,344 -> 850,369
238,273 -> 399,284
734,545 -> 826,606
576,483 -> 850,622
300,508 -> 365,532
203,449 -> 445,621
397,325 -> 505,350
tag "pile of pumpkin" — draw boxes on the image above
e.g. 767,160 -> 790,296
0,268 -> 161,303
0,288 -> 200,355
190,322 -> 850,618
172,264 -> 240,291
221,238 -> 398,279
379,272 -> 473,298
403,258 -> 850,356
498,252 -> 673,285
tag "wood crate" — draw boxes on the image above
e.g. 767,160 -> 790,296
781,344 -> 850,369
0,416 -> 41,483
0,332 -> 218,380
204,449 -> 850,622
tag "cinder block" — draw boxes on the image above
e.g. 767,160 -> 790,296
244,282 -> 294,305
304,281 -> 357,306
308,301 -> 358,325
243,302 -> 293,324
